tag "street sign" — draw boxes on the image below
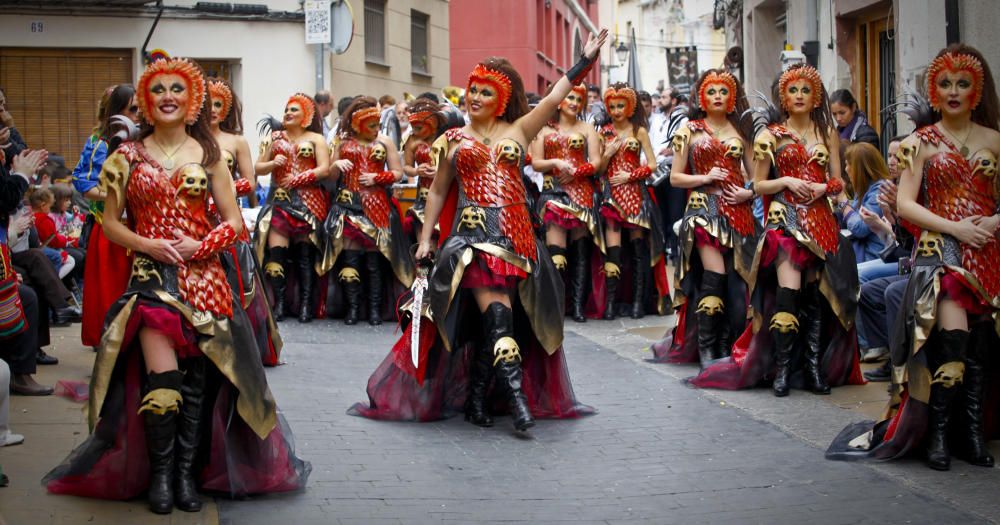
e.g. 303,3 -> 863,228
305,0 -> 332,45
330,0 -> 355,55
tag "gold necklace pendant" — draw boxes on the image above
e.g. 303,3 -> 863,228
162,157 -> 175,170
482,137 -> 491,146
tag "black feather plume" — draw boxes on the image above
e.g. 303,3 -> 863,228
256,114 -> 284,137
883,89 -> 934,130
740,91 -> 781,138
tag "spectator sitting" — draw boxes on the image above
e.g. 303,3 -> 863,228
842,142 -> 891,263
830,89 -> 880,148
29,188 -> 80,283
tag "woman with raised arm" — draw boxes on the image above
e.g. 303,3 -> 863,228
828,45 -> 1000,471
350,29 -> 609,432
45,58 -> 309,513
208,78 -> 282,366
689,64 -> 862,396
529,83 -> 604,322
648,69 -> 758,369
252,93 -> 330,323
321,97 -> 414,326
596,83 -> 669,320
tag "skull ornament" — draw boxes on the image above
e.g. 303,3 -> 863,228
696,295 -> 724,315
671,126 -> 691,153
971,150 -> 998,178
896,140 -> 920,171
273,187 -> 291,202
297,141 -> 315,159
264,262 -> 285,279
222,150 -> 235,173
766,201 -> 788,225
369,142 -> 387,163
542,176 -> 555,191
337,188 -> 353,204
753,132 -> 776,163
687,191 -> 708,211
551,254 -> 568,270
808,144 -> 830,166
723,138 -> 744,159
176,164 -> 209,199
459,207 -> 487,231
492,336 -> 521,365
338,267 -> 361,283
137,388 -> 183,416
567,133 -> 586,150
496,139 -> 522,163
917,231 -> 944,259
603,261 -> 621,278
131,256 -> 162,285
769,312 -> 800,333
624,137 -> 641,152
931,361 -> 965,388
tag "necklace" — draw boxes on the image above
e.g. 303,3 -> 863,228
470,122 -> 501,146
938,122 -> 973,157
152,136 -> 189,170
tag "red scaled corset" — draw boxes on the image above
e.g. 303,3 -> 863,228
771,125 -> 839,253
543,130 -> 595,209
918,126 -> 1000,298
687,120 -> 754,236
271,131 -> 329,222
449,129 -> 536,262
602,125 -> 645,217
123,143 -> 232,318
338,138 -> 392,229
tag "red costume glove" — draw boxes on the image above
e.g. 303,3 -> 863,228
286,169 -> 317,189
573,162 -> 596,179
373,171 -> 396,186
825,178 -> 844,196
234,177 -> 253,196
191,222 -> 238,261
627,165 -> 653,182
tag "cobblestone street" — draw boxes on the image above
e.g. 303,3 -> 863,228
2,317 -> 996,524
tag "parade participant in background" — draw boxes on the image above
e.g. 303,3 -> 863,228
690,64 -> 862,396
828,45 -> 1000,471
208,78 -> 282,365
45,57 -> 309,513
530,83 -> 604,322
596,83 -> 670,320
401,97 -> 457,243
72,84 -> 138,349
322,97 -> 414,326
253,93 -> 331,323
350,29 -> 609,432
649,69 -> 758,369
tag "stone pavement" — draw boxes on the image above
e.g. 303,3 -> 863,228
1,316 -> 995,524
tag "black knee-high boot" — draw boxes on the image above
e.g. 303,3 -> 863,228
630,238 -> 649,319
296,243 -> 315,323
603,246 -> 622,320
264,246 -> 288,322
484,302 -> 534,431
799,282 -> 830,394
365,251 -> 384,326
926,329 -> 969,471
569,239 -> 590,323
770,287 -> 800,397
547,244 -> 567,275
174,358 -> 206,512
338,250 -> 364,325
140,370 -> 184,514
465,329 -> 495,428
956,326 -> 995,467
696,270 -> 726,369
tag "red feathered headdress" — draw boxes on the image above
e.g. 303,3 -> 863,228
467,64 -> 513,117
927,52 -> 985,111
137,57 -> 206,126
698,71 -> 738,114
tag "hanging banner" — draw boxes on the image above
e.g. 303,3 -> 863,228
666,46 -> 699,96
305,0 -> 332,44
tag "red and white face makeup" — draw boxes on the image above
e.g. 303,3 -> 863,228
607,97 -> 631,122
783,79 -> 815,116
935,69 -> 976,118
284,102 -> 304,127
560,90 -> 584,117
701,82 -> 732,115
466,81 -> 500,120
147,73 -> 191,126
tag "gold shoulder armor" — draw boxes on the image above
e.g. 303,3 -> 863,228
752,129 -> 777,165
258,136 -> 272,157
430,133 -> 450,169
896,136 -> 921,172
671,125 -> 691,154
98,150 -> 131,206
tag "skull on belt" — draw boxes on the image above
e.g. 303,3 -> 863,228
917,231 -> 943,259
273,187 -> 291,202
809,144 -> 830,166
176,164 -> 209,199
687,191 -> 708,211
297,141 -> 315,159
459,207 -> 486,231
723,137 -> 744,159
766,201 -> 788,225
496,139 -> 522,163
542,176 -> 555,191
972,150 -> 998,179
567,133 -> 585,150
337,188 -> 353,204
131,256 -> 162,285
369,142 -> 387,163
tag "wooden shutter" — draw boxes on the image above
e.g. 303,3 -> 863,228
0,47 -> 132,162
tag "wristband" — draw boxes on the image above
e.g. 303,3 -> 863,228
191,222 -> 238,261
825,178 -> 844,196
627,165 -> 652,182
566,53 -> 597,85
234,177 -> 253,196
286,169 -> 317,189
573,162 -> 596,179
373,171 -> 396,185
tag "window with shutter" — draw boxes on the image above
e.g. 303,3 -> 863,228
365,0 -> 387,64
411,10 -> 429,75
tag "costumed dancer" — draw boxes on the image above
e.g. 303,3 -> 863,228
253,93 -> 331,323
322,97 -> 415,325
529,83 -> 604,322
649,69 -> 759,368
349,29 -> 610,431
596,84 -> 670,320
45,58 -> 309,513
207,78 -> 282,366
72,84 -> 138,349
689,64 -> 862,395
828,45 -> 1000,471
402,98 -> 464,244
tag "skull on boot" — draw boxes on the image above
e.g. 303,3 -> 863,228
696,295 -> 724,315
931,361 -> 965,388
493,336 -> 521,366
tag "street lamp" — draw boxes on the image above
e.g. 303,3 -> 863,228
615,40 -> 629,64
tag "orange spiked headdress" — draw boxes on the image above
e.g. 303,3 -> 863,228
136,57 -> 207,126
927,52 -> 985,111
778,64 -> 824,110
208,80 -> 233,121
467,64 -> 513,117
286,93 -> 316,128
350,106 -> 381,134
603,86 -> 637,118
698,71 -> 739,114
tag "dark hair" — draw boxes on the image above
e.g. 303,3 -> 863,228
688,69 -> 752,143
29,187 -> 54,208
98,84 -> 136,141
417,92 -> 439,103
474,57 -> 529,123
138,63 -> 220,166
337,96 -> 354,115
407,98 -> 444,136
314,90 -> 332,105
337,96 -> 379,136
210,77 -> 244,134
932,43 -> 1000,131
587,84 -> 600,94
379,95 -> 396,107
829,89 -> 858,109
607,82 -> 647,135
773,64 -> 835,145
638,91 -> 652,103
50,184 -> 73,202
